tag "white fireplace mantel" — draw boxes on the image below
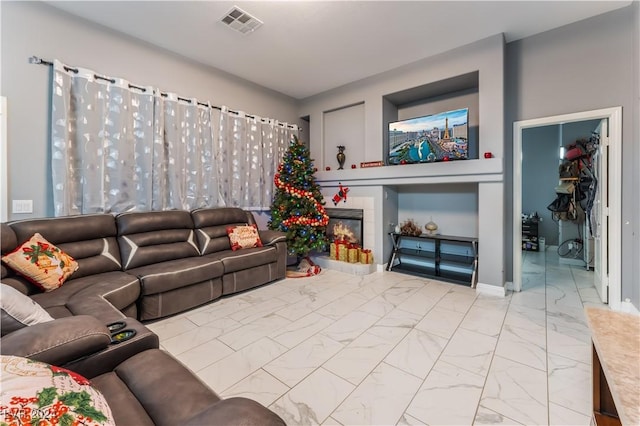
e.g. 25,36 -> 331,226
315,158 -> 502,187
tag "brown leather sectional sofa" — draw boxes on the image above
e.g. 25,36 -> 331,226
1,207 -> 287,322
0,207 -> 288,425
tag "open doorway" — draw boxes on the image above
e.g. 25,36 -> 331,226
513,107 -> 622,310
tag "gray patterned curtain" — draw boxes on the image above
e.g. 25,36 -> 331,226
50,60 -> 297,216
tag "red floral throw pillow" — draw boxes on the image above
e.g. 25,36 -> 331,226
0,355 -> 115,425
226,224 -> 263,251
1,233 -> 79,292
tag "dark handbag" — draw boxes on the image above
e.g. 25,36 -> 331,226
547,193 -> 571,212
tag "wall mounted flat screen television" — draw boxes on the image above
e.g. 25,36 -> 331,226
388,107 -> 469,165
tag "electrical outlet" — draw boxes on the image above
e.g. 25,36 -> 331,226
12,199 -> 33,214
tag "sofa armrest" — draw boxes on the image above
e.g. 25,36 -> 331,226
185,397 -> 286,426
259,230 -> 287,246
0,315 -> 111,365
64,318 -> 159,378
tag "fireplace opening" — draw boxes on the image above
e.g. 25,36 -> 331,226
324,208 -> 364,247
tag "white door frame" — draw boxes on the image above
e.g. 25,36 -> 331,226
0,97 -> 7,222
513,107 -> 622,311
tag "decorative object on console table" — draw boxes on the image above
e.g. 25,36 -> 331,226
425,218 -> 438,235
387,232 -> 478,287
400,219 -> 422,236
336,145 -> 346,170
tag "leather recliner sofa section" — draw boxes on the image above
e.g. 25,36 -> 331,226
1,207 -> 287,322
1,315 -> 285,425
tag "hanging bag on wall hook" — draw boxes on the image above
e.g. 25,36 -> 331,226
547,193 -> 571,213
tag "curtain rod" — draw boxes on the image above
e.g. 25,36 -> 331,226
29,55 -> 299,130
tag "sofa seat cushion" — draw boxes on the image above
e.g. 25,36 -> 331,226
30,271 -> 140,322
90,371 -> 154,426
207,246 -> 278,274
127,257 -> 224,296
92,349 -> 221,426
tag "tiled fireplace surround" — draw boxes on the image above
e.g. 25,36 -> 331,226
311,197 -> 377,275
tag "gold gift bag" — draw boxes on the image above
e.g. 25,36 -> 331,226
360,249 -> 374,264
330,243 -> 337,260
348,248 -> 359,263
338,245 -> 348,262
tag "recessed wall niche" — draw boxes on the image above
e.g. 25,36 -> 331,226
322,102 -> 365,169
383,72 -> 479,164
397,183 -> 479,238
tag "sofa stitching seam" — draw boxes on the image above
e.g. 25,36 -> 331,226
136,259 -> 223,279
25,331 -> 112,358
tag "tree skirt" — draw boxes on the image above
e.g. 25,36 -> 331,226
286,257 -> 321,278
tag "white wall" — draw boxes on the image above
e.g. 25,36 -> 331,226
323,103 -> 365,169
0,1 -> 298,220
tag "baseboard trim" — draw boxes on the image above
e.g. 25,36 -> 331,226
619,300 -> 640,315
476,282 -> 506,298
505,281 -> 514,291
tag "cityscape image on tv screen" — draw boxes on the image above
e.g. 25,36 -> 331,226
388,107 -> 469,165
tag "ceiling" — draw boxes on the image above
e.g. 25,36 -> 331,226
46,1 -> 631,100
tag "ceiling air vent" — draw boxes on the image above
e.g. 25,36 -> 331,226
221,6 -> 263,35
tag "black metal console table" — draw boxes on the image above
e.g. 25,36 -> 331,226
386,232 -> 478,287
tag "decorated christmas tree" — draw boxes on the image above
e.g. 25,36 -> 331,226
269,136 -> 329,258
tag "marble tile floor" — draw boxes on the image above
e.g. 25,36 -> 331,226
148,248 -> 606,425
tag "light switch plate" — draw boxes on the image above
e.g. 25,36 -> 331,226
12,199 -> 33,214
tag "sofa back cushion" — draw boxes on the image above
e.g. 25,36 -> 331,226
191,208 -> 256,255
117,210 -> 199,270
6,214 -> 122,281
